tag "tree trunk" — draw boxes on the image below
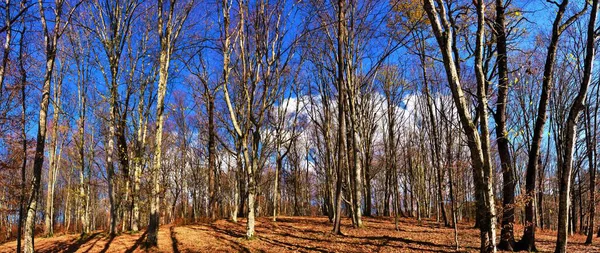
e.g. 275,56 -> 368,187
365,152 -> 372,217
555,1 -> 597,251
131,85 -> 148,232
17,16 -> 27,253
519,0 -> 578,250
393,149 -> 400,231
77,69 -> 89,234
24,2 -> 60,249
208,95 -> 217,220
332,0 -> 346,236
351,126 -> 362,227
273,153 -> 281,221
423,0 -> 497,251
147,0 -> 190,244
244,133 -> 258,239
148,10 -> 171,246
23,54 -> 54,253
585,87 -> 599,244
420,49 -> 448,227
44,78 -> 62,237
494,0 -> 515,250
449,143 -> 460,251
384,159 -> 391,217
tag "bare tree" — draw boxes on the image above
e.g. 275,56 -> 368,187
23,0 -> 79,251
16,3 -> 28,250
88,0 -> 139,236
147,0 -> 193,246
555,0 -> 598,252
584,69 -> 600,244
220,0 -> 294,239
422,0 -> 497,251
494,0 -> 515,250
332,0 -> 347,235
43,51 -> 66,237
518,0 -> 586,250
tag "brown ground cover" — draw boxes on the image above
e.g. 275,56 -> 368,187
1,216 -> 599,252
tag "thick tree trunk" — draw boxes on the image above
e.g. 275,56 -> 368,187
147,47 -> 169,246
147,0 -> 190,244
494,0 -> 515,250
148,9 -> 174,243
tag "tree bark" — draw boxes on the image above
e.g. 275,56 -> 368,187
208,95 -> 218,220
384,76 -> 399,229
147,48 -> 168,244
332,0 -> 346,235
44,75 -> 62,237
585,84 -> 599,244
24,0 -> 61,250
17,14 -> 27,252
494,0 -> 515,250
147,0 -> 190,245
131,87 -> 148,232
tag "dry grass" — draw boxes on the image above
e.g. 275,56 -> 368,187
1,216 -> 599,252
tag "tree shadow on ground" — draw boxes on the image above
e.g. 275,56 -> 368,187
261,217 -> 472,253
191,225 -> 251,253
82,235 -> 103,253
170,226 -> 180,253
198,217 -> 480,253
99,234 -> 115,253
347,234 -> 477,252
124,230 -> 148,253
210,226 -> 251,252
34,232 -> 101,253
259,235 -> 330,253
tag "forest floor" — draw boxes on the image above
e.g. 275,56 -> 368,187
1,216 -> 599,252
